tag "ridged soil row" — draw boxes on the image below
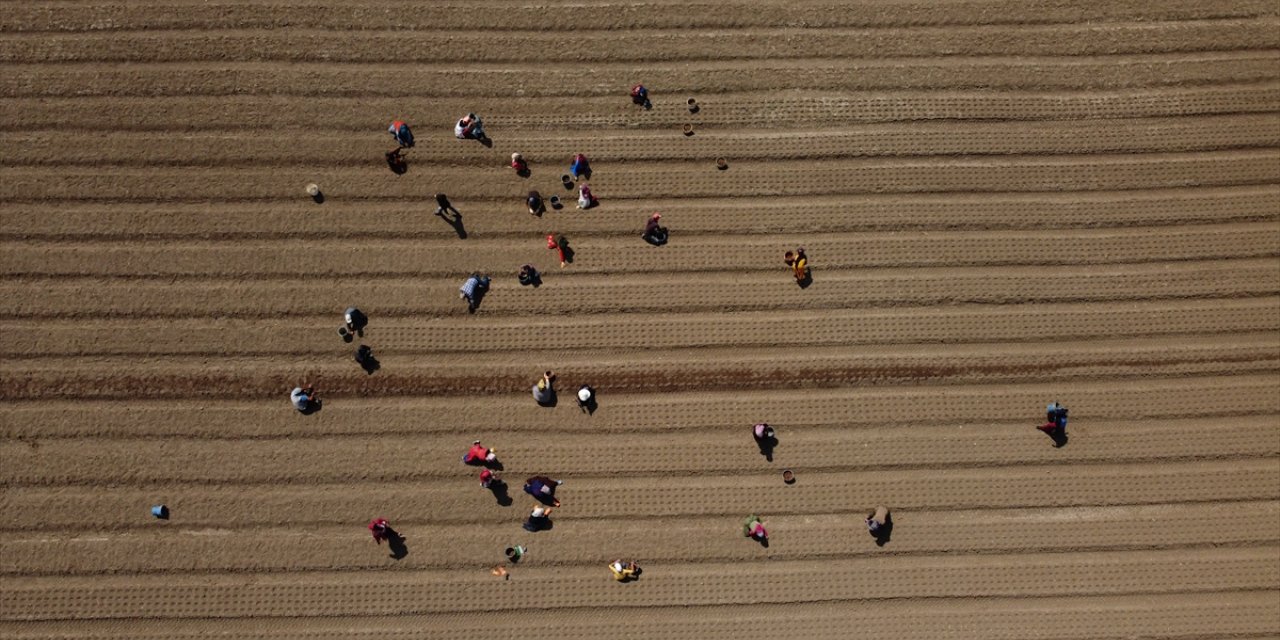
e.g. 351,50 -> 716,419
6,224 -> 1279,278
7,115 -> 1280,167
6,85 -> 1279,132
3,458 -> 1275,530
4,334 -> 1276,399
3,501 -> 1278,575
5,261 -> 1273,319
2,592 -> 1277,640
5,374 -> 1274,438
5,187 -> 1280,240
4,20 -> 1278,63
4,151 -> 1278,204
4,0 -> 1277,32
4,416 -> 1276,488
5,53 -> 1279,99
4,298 -> 1274,357
2,548 -> 1277,620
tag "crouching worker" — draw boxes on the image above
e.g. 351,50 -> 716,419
459,273 -> 491,312
455,113 -> 485,140
523,504 -> 553,531
642,213 -> 668,246
463,440 -> 499,466
1038,402 -> 1069,447
518,264 -> 540,286
609,559 -> 641,582
532,370 -> 556,406
290,384 -> 319,413
630,84 -> 650,109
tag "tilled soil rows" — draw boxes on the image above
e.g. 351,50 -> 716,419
1,1 -> 1277,638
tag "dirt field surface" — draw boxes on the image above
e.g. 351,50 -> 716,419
2,1 -> 1279,638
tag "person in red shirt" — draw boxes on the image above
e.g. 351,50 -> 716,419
547,234 -> 568,268
511,152 -> 529,176
463,440 -> 499,465
368,518 -> 392,544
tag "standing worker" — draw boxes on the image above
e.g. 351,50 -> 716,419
434,193 -> 460,218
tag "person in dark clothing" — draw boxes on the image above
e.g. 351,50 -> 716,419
527,190 -> 545,216
642,213 -> 668,246
434,193 -> 460,217
523,476 -> 562,506
630,84 -> 651,109
518,264 -> 540,286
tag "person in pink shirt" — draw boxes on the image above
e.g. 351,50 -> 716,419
743,515 -> 768,545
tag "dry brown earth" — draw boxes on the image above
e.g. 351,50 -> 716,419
1,1 -> 1278,638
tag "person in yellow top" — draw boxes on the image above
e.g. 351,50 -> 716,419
609,559 -> 641,581
784,247 -> 809,284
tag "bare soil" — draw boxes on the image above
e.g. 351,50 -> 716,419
1,1 -> 1278,638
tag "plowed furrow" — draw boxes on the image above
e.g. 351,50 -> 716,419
4,53 -> 1278,98
8,86 -> 1278,132
4,374 -> 1273,439
2,548 -> 1275,620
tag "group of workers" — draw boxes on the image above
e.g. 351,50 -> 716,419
306,88 -> 1075,583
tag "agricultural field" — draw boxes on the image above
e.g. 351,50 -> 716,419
1,1 -> 1278,638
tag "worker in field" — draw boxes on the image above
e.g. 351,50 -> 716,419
388,120 -> 414,148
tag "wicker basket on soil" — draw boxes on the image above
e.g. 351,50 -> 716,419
683,124 -> 694,136
305,183 -> 320,197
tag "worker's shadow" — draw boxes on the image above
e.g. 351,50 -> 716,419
870,513 -> 894,547
536,390 -> 558,408
386,530 -> 409,560
467,287 -> 488,314
755,434 -> 778,462
436,211 -> 467,239
578,389 -> 598,415
356,346 -> 380,375
1049,430 -> 1069,448
523,517 -> 554,532
797,270 -> 813,289
557,237 -> 576,264
299,399 -> 323,416
488,479 -> 514,506
528,491 -> 560,508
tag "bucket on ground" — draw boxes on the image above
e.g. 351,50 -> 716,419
151,505 -> 169,519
